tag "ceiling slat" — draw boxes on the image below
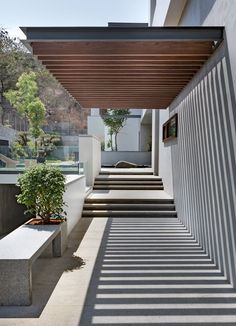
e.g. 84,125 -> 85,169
21,26 -> 223,109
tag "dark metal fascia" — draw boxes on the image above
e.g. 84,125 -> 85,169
20,26 -> 224,42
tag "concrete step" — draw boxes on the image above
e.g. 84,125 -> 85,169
94,180 -> 164,185
85,198 -> 175,204
93,185 -> 165,190
96,176 -> 162,181
99,171 -> 153,175
83,203 -> 176,211
82,210 -> 178,218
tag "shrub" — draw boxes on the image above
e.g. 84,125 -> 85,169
17,164 -> 66,224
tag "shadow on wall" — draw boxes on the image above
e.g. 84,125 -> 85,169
180,0 -> 217,25
168,35 -> 236,288
200,0 -> 217,25
164,138 -> 178,148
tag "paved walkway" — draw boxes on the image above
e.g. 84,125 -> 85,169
79,217 -> 236,325
1,169 -> 236,325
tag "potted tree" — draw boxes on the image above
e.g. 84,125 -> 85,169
17,164 -> 67,225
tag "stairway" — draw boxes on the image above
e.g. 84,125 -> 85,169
83,198 -> 177,218
82,170 -> 177,218
80,217 -> 236,325
93,173 -> 164,190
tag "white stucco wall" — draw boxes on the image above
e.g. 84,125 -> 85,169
88,109 -> 141,152
116,118 -> 140,151
87,115 -> 105,142
64,175 -> 86,235
79,135 -> 101,186
158,108 -> 173,196
104,116 -> 141,151
101,151 -> 151,166
140,123 -> 152,151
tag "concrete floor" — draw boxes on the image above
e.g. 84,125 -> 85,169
2,170 -> 236,325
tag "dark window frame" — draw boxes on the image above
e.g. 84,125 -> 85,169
162,113 -> 178,143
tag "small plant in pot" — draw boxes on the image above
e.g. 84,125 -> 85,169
17,164 -> 67,224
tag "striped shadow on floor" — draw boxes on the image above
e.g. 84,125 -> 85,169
79,217 -> 236,326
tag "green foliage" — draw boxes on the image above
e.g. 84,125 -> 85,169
38,133 -> 61,157
16,132 -> 30,146
17,165 -> 66,223
10,132 -> 37,159
4,72 -> 46,141
0,28 -> 40,102
101,140 -> 105,151
102,109 -> 130,151
11,142 -> 27,159
0,27 -> 82,133
106,139 -> 112,150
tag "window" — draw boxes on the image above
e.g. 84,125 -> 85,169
162,114 -> 178,142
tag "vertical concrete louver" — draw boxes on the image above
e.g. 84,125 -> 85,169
160,41 -> 236,287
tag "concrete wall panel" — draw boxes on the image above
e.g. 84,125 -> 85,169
159,42 -> 236,286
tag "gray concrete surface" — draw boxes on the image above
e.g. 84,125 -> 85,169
101,151 -> 151,166
79,217 -> 236,325
0,217 -> 92,322
0,223 -> 66,305
2,169 -> 236,325
155,0 -> 236,288
0,184 -> 28,235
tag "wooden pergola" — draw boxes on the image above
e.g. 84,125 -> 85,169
21,27 -> 224,109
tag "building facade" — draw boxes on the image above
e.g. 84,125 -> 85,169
88,108 -> 152,152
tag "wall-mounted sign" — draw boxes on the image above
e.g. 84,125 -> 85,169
162,114 -> 178,142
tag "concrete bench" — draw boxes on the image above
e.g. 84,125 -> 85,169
0,222 -> 67,305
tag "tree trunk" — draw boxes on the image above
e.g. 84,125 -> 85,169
0,79 -> 5,124
109,131 -> 113,151
115,133 -> 118,151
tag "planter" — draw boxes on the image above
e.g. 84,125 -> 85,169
26,218 -> 65,225
25,218 -> 68,257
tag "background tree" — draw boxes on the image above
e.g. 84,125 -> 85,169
0,28 -> 40,123
4,72 -> 46,149
102,109 -> 130,151
37,133 -> 61,158
0,27 -> 88,134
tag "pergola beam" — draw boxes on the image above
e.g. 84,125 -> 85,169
21,26 -> 224,109
21,26 -> 223,42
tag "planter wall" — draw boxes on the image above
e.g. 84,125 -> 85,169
0,184 -> 28,235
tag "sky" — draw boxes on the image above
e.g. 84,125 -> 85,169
0,0 -> 150,39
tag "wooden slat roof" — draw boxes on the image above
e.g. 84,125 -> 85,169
21,27 -> 224,109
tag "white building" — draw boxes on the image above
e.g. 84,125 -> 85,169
88,108 -> 152,152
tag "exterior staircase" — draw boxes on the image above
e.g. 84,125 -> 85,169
82,170 -> 177,218
93,176 -> 164,190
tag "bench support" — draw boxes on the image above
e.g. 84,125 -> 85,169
0,260 -> 32,305
0,221 -> 67,305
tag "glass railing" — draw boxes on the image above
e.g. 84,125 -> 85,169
0,145 -> 83,174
